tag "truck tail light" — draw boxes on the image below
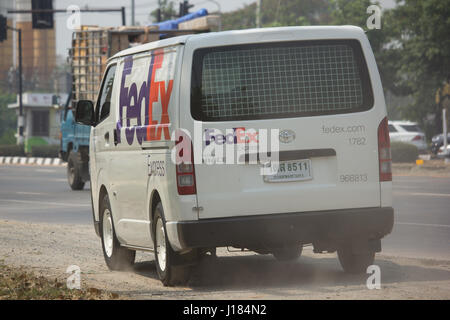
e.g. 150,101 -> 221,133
176,146 -> 197,195
378,117 -> 392,182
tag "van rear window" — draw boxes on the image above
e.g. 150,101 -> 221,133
191,40 -> 373,121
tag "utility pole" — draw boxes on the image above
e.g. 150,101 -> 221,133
157,0 -> 162,22
256,0 -> 261,28
444,108 -> 448,155
3,25 -> 24,145
131,0 -> 135,25
121,7 -> 126,26
207,0 -> 221,31
17,28 -> 23,145
436,78 -> 450,157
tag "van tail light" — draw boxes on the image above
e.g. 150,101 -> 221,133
378,117 -> 392,182
412,135 -> 422,141
176,146 -> 197,195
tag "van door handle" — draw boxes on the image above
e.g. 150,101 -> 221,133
104,132 -> 110,144
113,129 -> 118,146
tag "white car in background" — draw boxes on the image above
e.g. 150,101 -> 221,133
388,121 -> 427,152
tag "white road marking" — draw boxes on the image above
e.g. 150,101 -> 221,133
16,192 -> 47,195
0,177 -> 67,182
393,185 -> 423,189
35,169 -> 56,173
396,222 -> 450,229
0,199 -> 90,207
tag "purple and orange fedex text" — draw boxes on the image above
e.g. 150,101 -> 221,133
116,49 -> 173,145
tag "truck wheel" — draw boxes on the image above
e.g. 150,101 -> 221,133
67,151 -> 85,190
153,202 -> 191,286
100,194 -> 135,271
272,244 -> 303,261
337,248 -> 375,274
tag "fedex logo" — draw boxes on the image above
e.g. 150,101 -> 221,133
117,49 -> 174,145
204,128 -> 259,146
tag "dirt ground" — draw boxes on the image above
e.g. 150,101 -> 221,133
0,219 -> 449,300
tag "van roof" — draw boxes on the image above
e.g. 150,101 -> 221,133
109,25 -> 365,62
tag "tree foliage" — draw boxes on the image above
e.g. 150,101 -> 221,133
150,0 -> 178,23
387,0 -> 450,137
221,0 -> 331,30
220,0 -> 450,138
0,91 -> 16,145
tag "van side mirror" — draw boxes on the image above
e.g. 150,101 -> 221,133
75,100 -> 95,126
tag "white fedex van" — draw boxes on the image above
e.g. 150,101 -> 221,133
75,26 -> 394,286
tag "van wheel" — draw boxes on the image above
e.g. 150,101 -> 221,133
272,244 -> 303,261
337,248 -> 375,274
67,151 -> 85,190
153,202 -> 191,286
100,194 -> 135,271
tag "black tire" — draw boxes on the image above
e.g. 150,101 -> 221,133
67,150 -> 85,190
272,244 -> 303,261
153,202 -> 191,286
337,248 -> 375,274
100,194 -> 135,271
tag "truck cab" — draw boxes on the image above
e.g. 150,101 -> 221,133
60,99 -> 90,190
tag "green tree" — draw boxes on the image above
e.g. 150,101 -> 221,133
218,0 -> 450,138
322,0 -> 449,138
221,0 -> 331,30
150,0 -> 177,23
330,0 -> 405,117
387,0 -> 450,137
0,91 -> 16,145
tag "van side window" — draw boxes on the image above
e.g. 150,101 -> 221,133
97,65 -> 117,123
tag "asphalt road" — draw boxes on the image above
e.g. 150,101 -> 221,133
0,165 -> 92,225
0,165 -> 449,260
384,176 -> 450,260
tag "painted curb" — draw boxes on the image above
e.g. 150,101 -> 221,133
0,156 -> 66,166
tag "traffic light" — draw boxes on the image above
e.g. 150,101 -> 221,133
0,15 -> 7,42
31,0 -> 54,29
156,8 -> 161,22
179,1 -> 194,17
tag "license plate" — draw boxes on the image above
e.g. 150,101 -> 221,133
263,159 -> 312,182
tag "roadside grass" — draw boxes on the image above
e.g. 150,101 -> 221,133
0,263 -> 119,300
392,159 -> 450,176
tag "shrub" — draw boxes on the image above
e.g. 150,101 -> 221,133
31,144 -> 60,158
0,129 -> 16,145
391,141 -> 419,163
0,144 -> 25,157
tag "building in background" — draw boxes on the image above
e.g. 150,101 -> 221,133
0,0 -> 56,91
15,0 -> 56,89
0,0 -> 14,89
8,92 -> 67,152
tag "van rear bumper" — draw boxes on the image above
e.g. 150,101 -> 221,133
169,207 -> 394,251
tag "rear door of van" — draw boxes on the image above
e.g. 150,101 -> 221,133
181,28 -> 385,220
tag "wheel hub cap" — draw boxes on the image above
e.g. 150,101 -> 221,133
155,218 -> 166,272
103,209 -> 113,257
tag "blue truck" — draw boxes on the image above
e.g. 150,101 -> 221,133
61,26 -> 152,190
60,92 -> 91,190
